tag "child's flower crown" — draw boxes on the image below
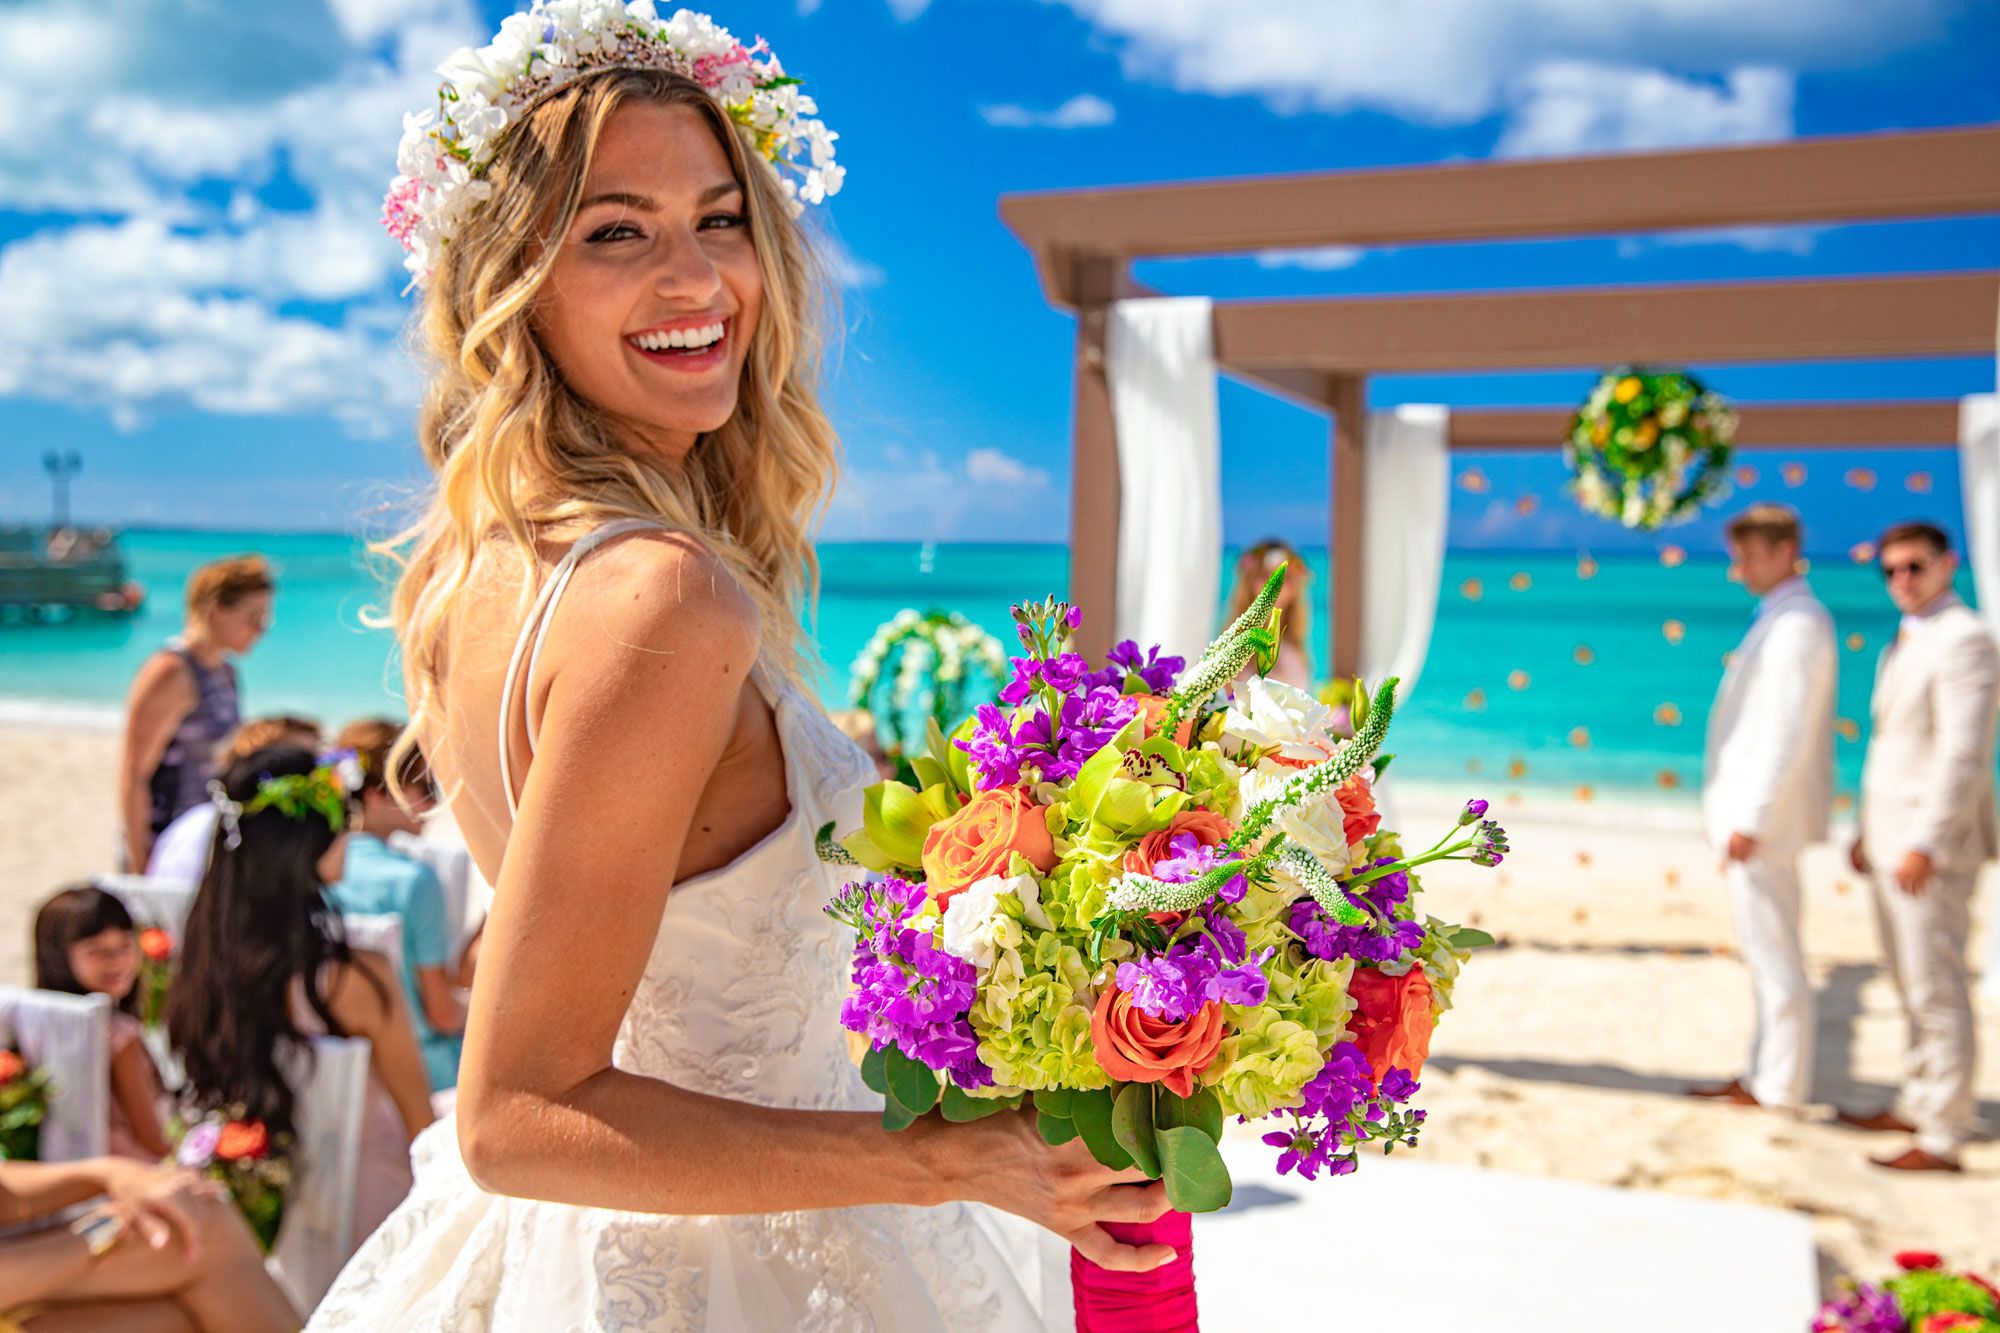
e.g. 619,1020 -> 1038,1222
208,752 -> 365,851
384,0 -> 843,291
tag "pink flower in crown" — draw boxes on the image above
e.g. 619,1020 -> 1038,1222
381,177 -> 423,245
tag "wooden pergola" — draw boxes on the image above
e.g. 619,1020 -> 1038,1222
999,126 -> 2000,672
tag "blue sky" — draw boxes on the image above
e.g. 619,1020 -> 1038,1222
1,0 -> 1994,555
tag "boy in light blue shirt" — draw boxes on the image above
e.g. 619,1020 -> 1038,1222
327,720 -> 464,1091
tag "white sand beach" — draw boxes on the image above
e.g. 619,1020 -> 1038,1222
3,718 -> 1995,1295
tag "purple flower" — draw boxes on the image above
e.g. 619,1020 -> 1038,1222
1379,1068 -> 1420,1103
177,1119 -> 222,1168
1115,908 -> 1271,1023
1066,606 -> 1083,630
1810,1282 -> 1903,1333
956,686 -> 1137,789
1085,641 -> 1186,696
1290,899 -> 1424,966
832,877 -> 992,1089
1458,798 -> 1490,826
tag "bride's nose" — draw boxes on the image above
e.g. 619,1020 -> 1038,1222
649,227 -> 724,303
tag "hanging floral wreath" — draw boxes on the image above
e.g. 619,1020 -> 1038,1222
1565,367 -> 1737,530
847,610 -> 1009,767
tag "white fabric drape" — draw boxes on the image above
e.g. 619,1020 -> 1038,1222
1105,296 -> 1222,663
1961,394 -> 2000,644
0,987 -> 109,1162
1358,405 -> 1450,700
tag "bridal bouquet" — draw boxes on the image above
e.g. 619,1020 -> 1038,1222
0,1049 -> 53,1161
822,568 -> 1497,1330
1813,1252 -> 2000,1333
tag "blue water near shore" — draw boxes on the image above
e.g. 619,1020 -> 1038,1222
0,529 -> 1979,805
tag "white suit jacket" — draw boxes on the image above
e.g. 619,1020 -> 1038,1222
1860,595 -> 2000,870
1702,578 -> 1837,853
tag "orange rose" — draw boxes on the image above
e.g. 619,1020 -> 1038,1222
215,1120 -> 270,1162
1129,694 -> 1194,747
1335,775 -> 1381,848
920,787 -> 1057,907
0,1051 -> 23,1084
1346,967 -> 1434,1088
139,928 -> 172,963
1122,808 -> 1234,877
1091,985 -> 1225,1099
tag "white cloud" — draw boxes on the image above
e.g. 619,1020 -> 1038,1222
1495,63 -> 1793,157
886,0 -> 933,18
980,94 -> 1118,130
829,446 -> 1057,539
0,0 -> 482,431
1254,245 -> 1366,271
820,235 -> 888,289
1049,0 -> 1939,146
1615,224 -> 1822,258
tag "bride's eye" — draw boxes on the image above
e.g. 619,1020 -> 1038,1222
699,211 -> 748,231
586,220 -> 641,243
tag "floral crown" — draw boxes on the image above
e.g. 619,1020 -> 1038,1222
208,752 -> 365,851
383,0 -> 843,291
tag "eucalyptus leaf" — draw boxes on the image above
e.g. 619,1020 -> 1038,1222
1032,1088 -> 1075,1120
1036,1112 -> 1080,1147
940,1084 -> 1012,1123
1154,1087 -> 1224,1145
1111,1082 -> 1161,1179
1156,1125 -> 1232,1213
881,1095 -> 920,1133
859,1045 -> 888,1096
1069,1087 -> 1132,1171
1448,925 -> 1497,950
883,1048 -> 941,1118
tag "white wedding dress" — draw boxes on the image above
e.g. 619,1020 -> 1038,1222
308,520 -> 1067,1331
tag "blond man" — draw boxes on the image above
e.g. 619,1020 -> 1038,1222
1693,505 -> 1836,1112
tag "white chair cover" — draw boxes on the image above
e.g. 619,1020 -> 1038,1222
0,987 -> 110,1162
1360,405 -> 1451,701
1106,295 -> 1223,664
1961,394 -> 2000,999
341,913 -> 405,980
268,1034 -> 373,1313
95,872 -> 198,936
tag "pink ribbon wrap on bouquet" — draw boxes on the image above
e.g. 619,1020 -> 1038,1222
1070,1209 -> 1197,1332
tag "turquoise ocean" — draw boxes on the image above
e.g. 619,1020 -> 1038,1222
0,529 -> 1980,809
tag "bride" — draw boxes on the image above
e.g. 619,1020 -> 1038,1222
307,3 -> 1170,1328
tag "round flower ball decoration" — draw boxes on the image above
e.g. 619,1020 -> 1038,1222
847,609 -> 1009,770
1565,367 -> 1737,530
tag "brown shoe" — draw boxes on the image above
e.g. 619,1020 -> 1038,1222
1870,1147 -> 1962,1173
1837,1107 -> 1917,1134
1687,1078 -> 1759,1106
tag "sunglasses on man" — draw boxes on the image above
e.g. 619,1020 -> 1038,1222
1879,557 -> 1931,581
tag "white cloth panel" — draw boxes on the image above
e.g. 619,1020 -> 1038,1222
342,913 -> 405,980
1358,405 -> 1450,699
97,872 -> 197,936
270,1035 -> 373,1313
0,987 -> 109,1161
1962,394 -> 2000,643
1105,296 -> 1222,663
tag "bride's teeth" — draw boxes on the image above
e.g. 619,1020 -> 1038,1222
632,322 -> 723,352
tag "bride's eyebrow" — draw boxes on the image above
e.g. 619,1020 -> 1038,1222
577,181 -> 742,211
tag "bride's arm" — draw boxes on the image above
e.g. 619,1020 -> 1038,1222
456,534 -> 1171,1270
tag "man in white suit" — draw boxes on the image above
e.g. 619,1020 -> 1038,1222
1842,520 -> 2000,1172
1693,505 -> 1837,1113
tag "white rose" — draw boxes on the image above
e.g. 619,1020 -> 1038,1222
940,873 -> 1047,972
1276,790 -> 1353,874
1221,677 -> 1336,763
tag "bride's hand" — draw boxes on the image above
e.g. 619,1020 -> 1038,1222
929,1106 -> 1176,1271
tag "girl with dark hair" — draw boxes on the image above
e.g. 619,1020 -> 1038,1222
32,885 -> 172,1160
166,744 -> 434,1244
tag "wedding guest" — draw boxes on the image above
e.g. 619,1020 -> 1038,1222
168,744 -> 434,1242
32,886 -> 173,1161
118,555 -> 274,872
1692,504 -> 1836,1113
1841,520 -> 2000,1172
0,1154 -> 295,1331
327,719 -> 465,1092
147,714 -> 322,885
1224,540 -> 1314,689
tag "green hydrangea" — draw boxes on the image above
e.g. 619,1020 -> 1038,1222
1209,1006 -> 1329,1119
971,930 -> 1109,1091
1886,1270 -> 2000,1328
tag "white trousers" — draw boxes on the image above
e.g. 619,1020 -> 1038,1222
1869,865 -> 1979,1157
1725,854 -> 1813,1110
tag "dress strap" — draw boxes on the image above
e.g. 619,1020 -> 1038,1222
497,518 -> 671,820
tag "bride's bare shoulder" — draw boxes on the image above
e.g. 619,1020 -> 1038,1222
546,527 -> 762,677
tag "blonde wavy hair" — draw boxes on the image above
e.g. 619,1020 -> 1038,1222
379,69 -> 840,785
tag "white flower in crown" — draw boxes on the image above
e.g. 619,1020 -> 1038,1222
382,1 -> 843,291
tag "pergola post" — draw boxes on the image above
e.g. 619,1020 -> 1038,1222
1328,375 -> 1367,682
1068,257 -> 1127,663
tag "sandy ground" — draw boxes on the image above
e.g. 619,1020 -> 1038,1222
3,720 -> 1995,1296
